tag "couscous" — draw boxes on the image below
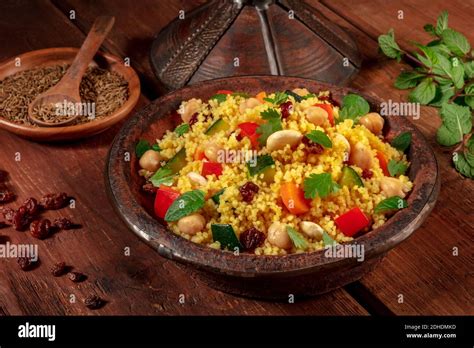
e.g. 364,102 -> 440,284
136,88 -> 413,255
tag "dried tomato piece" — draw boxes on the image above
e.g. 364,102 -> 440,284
30,219 -> 53,239
280,101 -> 293,119
39,192 -> 69,210
68,272 -> 86,283
84,295 -> 105,310
12,206 -> 31,231
302,136 -> 324,154
0,190 -> 15,204
50,262 -> 67,277
240,227 -> 266,251
18,257 -> 36,271
21,197 -> 40,216
239,182 -> 259,203
318,92 -> 340,107
361,169 -> 373,179
53,218 -> 77,230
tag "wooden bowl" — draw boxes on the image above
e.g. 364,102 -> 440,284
106,76 -> 440,299
0,47 -> 140,141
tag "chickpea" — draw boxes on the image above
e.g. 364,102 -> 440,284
359,112 -> 384,135
203,141 -> 223,162
267,222 -> 292,249
239,97 -> 261,114
305,106 -> 328,126
299,221 -> 324,241
350,143 -> 372,171
266,130 -> 303,152
380,177 -> 407,198
179,98 -> 201,123
187,172 -> 207,187
139,150 -> 163,172
334,133 -> 351,162
177,213 -> 206,235
292,88 -> 310,97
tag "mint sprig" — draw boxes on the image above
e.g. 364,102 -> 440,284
377,10 -> 474,179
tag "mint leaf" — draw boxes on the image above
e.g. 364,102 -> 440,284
408,78 -> 436,105
453,152 -> 474,178
394,71 -> 424,89
303,173 -> 340,199
436,103 -> 472,146
465,61 -> 474,79
150,167 -> 174,187
322,231 -> 337,247
433,54 -> 464,89
375,196 -> 408,214
339,94 -> 370,121
174,123 -> 190,136
427,40 -> 452,56
210,94 -> 228,103
378,29 -> 402,60
305,130 -> 332,148
152,144 -> 161,151
415,45 -> 439,68
287,226 -> 308,250
388,159 -> 408,177
464,83 -> 474,109
424,24 -> 436,36
264,92 -> 288,105
164,190 -> 205,222
429,83 -> 455,107
435,10 -> 448,35
391,132 -> 412,152
441,29 -> 471,56
247,154 -> 274,176
136,139 -> 151,158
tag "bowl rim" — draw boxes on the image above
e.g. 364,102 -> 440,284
106,75 -> 440,277
0,47 -> 141,138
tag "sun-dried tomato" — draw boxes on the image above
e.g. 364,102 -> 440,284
280,101 -> 293,119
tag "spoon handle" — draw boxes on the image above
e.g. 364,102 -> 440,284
60,16 -> 115,92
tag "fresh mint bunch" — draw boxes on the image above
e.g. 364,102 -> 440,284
378,11 -> 474,179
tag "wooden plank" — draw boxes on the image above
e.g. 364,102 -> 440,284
0,0 -> 368,315
309,0 -> 474,314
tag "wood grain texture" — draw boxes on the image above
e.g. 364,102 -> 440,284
0,0 -> 367,315
311,0 -> 474,315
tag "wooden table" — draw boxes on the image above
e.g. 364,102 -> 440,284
0,0 -> 472,316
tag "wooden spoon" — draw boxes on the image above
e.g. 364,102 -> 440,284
28,16 -> 115,127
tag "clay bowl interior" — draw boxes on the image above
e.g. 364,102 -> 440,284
107,76 -> 440,299
0,47 -> 140,141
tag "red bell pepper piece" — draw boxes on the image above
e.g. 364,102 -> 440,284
314,103 -> 334,126
376,151 -> 390,176
194,147 -> 206,161
216,90 -> 233,95
335,207 -> 370,237
202,162 -> 223,177
237,122 -> 260,148
154,186 -> 180,219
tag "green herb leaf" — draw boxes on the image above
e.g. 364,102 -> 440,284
287,226 -> 308,250
408,77 -> 436,105
257,109 -> 282,145
174,123 -> 190,136
136,139 -> 151,158
247,154 -> 275,176
435,10 -> 448,35
151,144 -> 161,151
301,93 -> 317,100
305,130 -> 333,148
339,94 -> 370,122
453,152 -> 474,178
264,92 -> 288,105
464,83 -> 474,109
432,54 -> 465,89
303,173 -> 340,199
424,23 -> 437,36
378,29 -> 402,61
429,83 -> 455,107
375,196 -> 408,214
150,167 -> 174,187
391,132 -> 412,152
427,40 -> 452,56
260,108 -> 281,120
394,71 -> 425,89
210,94 -> 228,103
164,190 -> 205,222
415,45 -> 439,68
465,61 -> 474,79
232,92 -> 250,98
322,231 -> 337,247
388,159 -> 409,177
441,29 -> 471,56
436,103 -> 472,146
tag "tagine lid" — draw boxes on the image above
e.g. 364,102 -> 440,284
150,0 -> 361,92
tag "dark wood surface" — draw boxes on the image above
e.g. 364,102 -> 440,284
0,0 -> 472,315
